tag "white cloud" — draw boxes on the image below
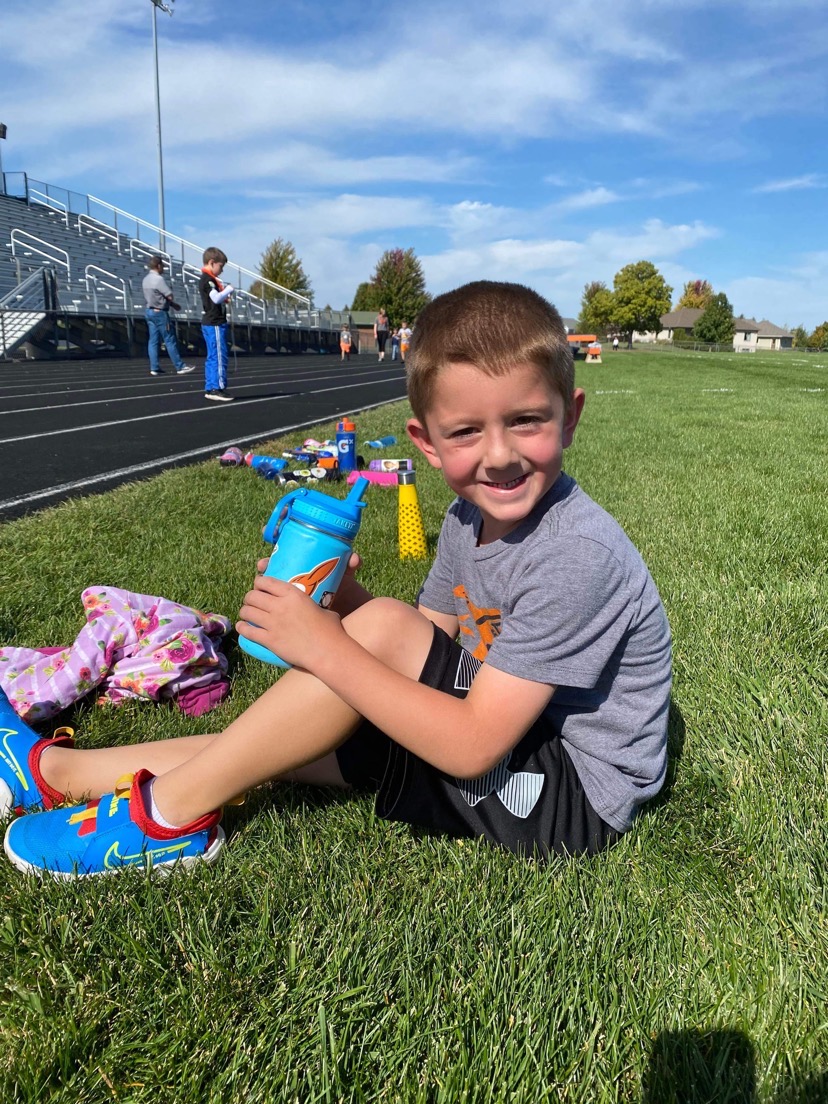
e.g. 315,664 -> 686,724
752,174 -> 826,193
226,195 -> 441,242
556,187 -> 621,212
418,218 -> 719,315
586,219 -> 720,263
725,252 -> 828,327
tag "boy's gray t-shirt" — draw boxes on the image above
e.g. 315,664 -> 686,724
417,473 -> 672,833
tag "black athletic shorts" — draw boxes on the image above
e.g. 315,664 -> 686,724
336,624 -> 621,859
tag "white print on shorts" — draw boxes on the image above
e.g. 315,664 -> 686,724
456,758 -> 544,819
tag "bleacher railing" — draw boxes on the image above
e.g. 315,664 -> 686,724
2,172 -> 351,331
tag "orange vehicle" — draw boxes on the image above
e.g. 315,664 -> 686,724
566,334 -> 597,358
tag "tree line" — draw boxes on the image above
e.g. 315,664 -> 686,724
580,266 -> 827,348
249,239 -> 430,327
250,239 -> 827,348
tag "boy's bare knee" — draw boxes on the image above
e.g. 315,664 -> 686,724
342,598 -> 434,677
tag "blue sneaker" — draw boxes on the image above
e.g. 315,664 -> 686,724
0,689 -> 72,817
3,769 -> 225,878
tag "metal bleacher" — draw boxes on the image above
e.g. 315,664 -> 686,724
0,173 -> 348,360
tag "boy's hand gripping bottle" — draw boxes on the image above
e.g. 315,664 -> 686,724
240,477 -> 370,668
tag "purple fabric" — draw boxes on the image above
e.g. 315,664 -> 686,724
0,586 -> 232,723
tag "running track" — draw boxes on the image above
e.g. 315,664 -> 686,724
0,353 -> 408,520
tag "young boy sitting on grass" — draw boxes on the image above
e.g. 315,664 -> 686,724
1,281 -> 671,876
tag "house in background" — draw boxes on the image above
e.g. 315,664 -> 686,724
732,317 -> 794,351
732,317 -> 759,351
752,319 -> 792,351
644,308 -> 703,343
635,311 -> 793,350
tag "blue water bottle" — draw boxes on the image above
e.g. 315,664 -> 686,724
336,418 -> 357,472
245,453 -> 287,476
240,476 -> 370,668
364,435 -> 396,449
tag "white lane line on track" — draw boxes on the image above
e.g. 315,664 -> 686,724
0,357 -> 386,393
0,367 -> 405,415
0,374 -> 405,445
0,396 -> 401,512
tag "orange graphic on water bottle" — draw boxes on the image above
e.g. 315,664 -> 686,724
289,558 -> 340,607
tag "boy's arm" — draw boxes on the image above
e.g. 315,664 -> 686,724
311,624 -> 554,778
239,580 -> 553,778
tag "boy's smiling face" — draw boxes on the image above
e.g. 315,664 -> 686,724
407,361 -> 584,544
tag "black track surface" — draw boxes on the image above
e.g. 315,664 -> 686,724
0,353 -> 407,520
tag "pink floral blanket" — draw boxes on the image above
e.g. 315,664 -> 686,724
0,586 -> 232,723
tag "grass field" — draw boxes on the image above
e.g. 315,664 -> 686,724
1,348 -> 826,1103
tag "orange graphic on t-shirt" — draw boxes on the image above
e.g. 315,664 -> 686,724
454,585 -> 502,660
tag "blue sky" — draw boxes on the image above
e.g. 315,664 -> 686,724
2,0 -> 827,327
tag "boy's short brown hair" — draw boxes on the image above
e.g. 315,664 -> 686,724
147,254 -> 165,272
202,246 -> 228,265
406,281 -> 573,422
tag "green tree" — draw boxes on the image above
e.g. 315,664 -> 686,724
354,248 -> 431,325
693,293 -> 735,344
791,325 -> 810,348
611,261 -> 672,341
676,279 -> 714,310
350,281 -> 381,312
249,238 -> 313,301
578,281 -> 615,334
810,322 -> 828,348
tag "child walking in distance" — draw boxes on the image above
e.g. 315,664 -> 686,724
2,281 -> 671,876
199,247 -> 234,402
399,321 -> 412,365
141,256 -> 196,377
340,325 -> 352,362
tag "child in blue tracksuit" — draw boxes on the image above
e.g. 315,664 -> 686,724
199,246 -> 235,402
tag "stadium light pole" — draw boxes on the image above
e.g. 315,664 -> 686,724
0,124 -> 7,196
150,0 -> 174,249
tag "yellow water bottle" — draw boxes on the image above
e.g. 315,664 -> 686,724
397,470 -> 428,559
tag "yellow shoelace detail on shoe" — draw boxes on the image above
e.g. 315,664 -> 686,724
66,774 -> 133,824
67,805 -> 98,826
108,775 -> 134,815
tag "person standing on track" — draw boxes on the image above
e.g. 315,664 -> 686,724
199,247 -> 235,403
374,308 -> 390,362
141,256 -> 196,377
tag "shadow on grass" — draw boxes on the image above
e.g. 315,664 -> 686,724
220,774 -> 356,834
646,695 -> 685,812
642,1029 -> 828,1104
643,1028 -> 756,1104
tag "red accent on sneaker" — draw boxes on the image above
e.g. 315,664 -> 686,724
128,769 -> 222,840
76,799 -> 100,836
28,733 -> 74,810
